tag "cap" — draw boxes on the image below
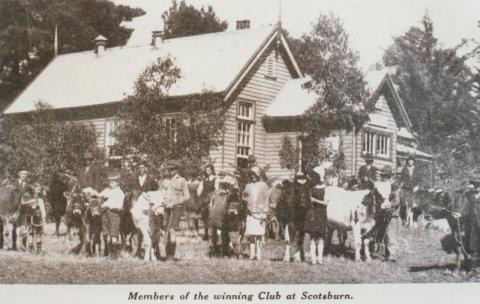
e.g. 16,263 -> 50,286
380,165 -> 393,177
166,159 -> 182,170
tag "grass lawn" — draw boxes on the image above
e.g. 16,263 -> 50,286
1,222 -> 480,284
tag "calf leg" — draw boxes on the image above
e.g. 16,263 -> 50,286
352,223 -> 362,262
282,224 -> 291,262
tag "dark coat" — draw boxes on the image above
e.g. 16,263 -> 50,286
400,165 -> 422,190
78,165 -> 104,191
358,165 -> 378,189
134,174 -> 157,193
464,190 -> 480,255
304,186 -> 327,237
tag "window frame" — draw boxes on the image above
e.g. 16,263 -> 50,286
361,129 -> 393,161
236,100 -> 255,162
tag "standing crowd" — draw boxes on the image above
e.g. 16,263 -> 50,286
3,150 -> 480,267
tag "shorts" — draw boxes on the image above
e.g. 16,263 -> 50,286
102,210 -> 121,238
165,207 -> 183,231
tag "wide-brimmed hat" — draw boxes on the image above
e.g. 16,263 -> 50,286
380,165 -> 393,177
407,155 -> 416,162
364,153 -> 374,161
250,166 -> 262,178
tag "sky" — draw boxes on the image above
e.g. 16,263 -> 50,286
113,0 -> 480,73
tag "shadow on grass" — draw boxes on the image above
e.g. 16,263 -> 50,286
408,263 -> 458,272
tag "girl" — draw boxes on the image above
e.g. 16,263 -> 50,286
305,171 -> 327,264
244,166 -> 269,260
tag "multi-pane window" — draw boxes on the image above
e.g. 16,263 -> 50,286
236,101 -> 255,166
237,121 -> 253,157
362,131 -> 391,159
376,133 -> 390,157
105,119 -> 120,157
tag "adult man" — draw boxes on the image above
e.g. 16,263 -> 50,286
164,160 -> 190,260
464,179 -> 480,262
375,166 -> 400,262
78,151 -> 104,192
400,155 -> 422,227
358,153 -> 378,189
9,169 -> 30,250
135,161 -> 156,193
400,155 -> 422,192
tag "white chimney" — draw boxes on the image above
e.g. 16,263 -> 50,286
93,35 -> 108,56
151,30 -> 163,49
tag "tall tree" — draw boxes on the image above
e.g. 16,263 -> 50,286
162,0 -> 228,39
282,13 -> 371,171
115,56 -> 226,172
383,15 -> 480,183
0,0 -> 144,111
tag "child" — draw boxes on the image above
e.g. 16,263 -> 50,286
20,183 -> 46,253
306,171 -> 327,264
100,173 -> 125,259
244,166 -> 269,260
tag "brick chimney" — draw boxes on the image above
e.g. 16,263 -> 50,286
151,30 -> 163,48
236,20 -> 250,30
94,35 -> 108,56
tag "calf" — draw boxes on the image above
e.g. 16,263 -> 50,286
323,187 -> 376,262
64,191 -> 90,255
131,192 -> 165,261
209,187 -> 246,258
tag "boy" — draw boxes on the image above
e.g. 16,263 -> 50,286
100,173 -> 125,259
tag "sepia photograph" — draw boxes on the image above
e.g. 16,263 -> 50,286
0,0 -> 480,291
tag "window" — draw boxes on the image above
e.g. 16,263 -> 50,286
238,102 -> 254,120
105,119 -> 120,158
266,55 -> 276,78
362,131 -> 391,159
237,121 -> 253,158
376,133 -> 390,157
236,101 -> 255,165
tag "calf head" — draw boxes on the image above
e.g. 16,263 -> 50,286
65,192 -> 88,225
226,189 -> 245,216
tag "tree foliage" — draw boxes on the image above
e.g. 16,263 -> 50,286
0,0 -> 145,111
281,13 -> 370,170
0,104 -> 103,184
162,0 -> 228,39
383,15 -> 480,181
115,56 -> 226,172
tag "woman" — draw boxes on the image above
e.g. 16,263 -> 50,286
244,166 -> 269,260
197,164 -> 218,240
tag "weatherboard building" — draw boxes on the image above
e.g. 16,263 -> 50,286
3,22 -> 432,178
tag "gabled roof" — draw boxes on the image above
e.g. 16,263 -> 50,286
265,71 -> 414,130
371,72 -> 413,130
4,24 -> 302,114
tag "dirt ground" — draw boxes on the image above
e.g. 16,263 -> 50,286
1,221 -> 480,284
